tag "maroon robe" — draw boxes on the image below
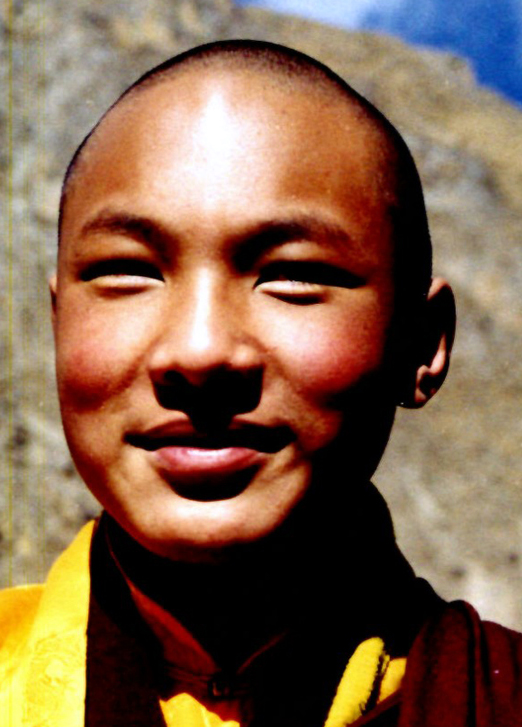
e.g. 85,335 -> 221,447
354,601 -> 522,726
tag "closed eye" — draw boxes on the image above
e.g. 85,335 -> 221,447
80,258 -> 164,283
256,261 -> 364,302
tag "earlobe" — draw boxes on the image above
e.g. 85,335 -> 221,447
400,277 -> 456,409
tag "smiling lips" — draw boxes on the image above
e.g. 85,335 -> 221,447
126,424 -> 292,489
154,446 -> 264,485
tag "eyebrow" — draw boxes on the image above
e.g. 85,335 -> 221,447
247,215 -> 352,246
80,210 -> 172,249
232,215 -> 356,269
78,209 -> 355,258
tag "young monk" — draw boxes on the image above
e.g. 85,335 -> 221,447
1,40 -> 521,727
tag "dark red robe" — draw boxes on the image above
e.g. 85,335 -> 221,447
354,601 -> 522,726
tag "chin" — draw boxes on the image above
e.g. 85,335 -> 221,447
118,496 -> 291,564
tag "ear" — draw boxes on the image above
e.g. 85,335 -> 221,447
49,274 -> 58,332
400,277 -> 456,409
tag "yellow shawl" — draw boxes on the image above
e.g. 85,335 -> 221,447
0,523 -> 404,726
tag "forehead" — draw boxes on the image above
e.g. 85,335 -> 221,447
61,68 -> 398,256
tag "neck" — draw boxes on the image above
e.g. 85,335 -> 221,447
103,481 -> 409,668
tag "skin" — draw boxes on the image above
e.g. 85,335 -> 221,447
51,68 -> 452,568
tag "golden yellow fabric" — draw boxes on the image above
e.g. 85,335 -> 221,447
160,692 -> 241,727
380,656 -> 407,702
0,522 -> 406,726
158,640 -> 406,727
0,521 -> 93,727
324,637 -> 406,727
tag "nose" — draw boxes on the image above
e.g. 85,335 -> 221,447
149,269 -> 263,420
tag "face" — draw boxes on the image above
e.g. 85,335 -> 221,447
52,70 -> 399,562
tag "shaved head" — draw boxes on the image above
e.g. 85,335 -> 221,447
53,40 -> 455,558
59,40 -> 432,308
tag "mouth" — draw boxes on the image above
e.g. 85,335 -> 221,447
126,423 -> 293,501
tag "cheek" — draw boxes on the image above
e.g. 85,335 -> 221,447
273,305 -> 391,402
55,307 -> 147,411
57,342 -> 118,410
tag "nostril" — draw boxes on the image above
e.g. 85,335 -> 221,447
155,371 -> 195,411
154,368 -> 263,423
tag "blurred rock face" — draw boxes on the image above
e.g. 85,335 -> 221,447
2,0 -> 521,626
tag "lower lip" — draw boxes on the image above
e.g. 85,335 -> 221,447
153,446 -> 264,483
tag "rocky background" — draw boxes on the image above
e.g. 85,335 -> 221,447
1,0 -> 521,627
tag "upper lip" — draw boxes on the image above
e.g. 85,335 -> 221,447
126,420 -> 293,454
